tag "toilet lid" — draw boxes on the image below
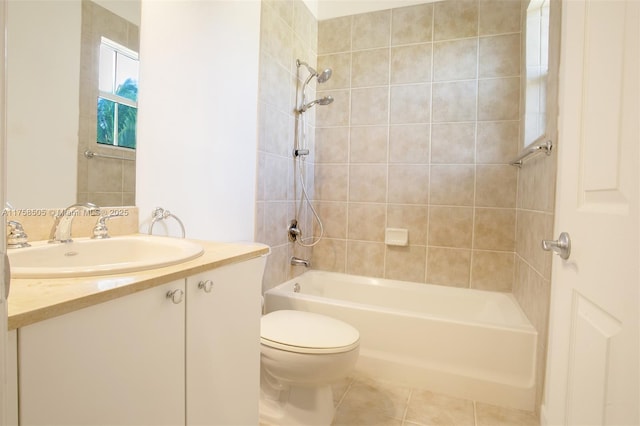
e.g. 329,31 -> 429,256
261,310 -> 360,354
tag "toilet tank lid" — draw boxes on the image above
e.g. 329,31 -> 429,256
261,310 -> 360,350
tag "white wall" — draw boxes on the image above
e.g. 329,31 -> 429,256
6,0 -> 80,208
136,0 -> 261,242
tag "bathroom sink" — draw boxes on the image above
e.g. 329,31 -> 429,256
8,235 -> 204,278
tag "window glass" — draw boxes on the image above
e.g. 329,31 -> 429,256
97,37 -> 138,149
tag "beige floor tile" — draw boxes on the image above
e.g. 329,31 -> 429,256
475,402 -> 539,426
405,390 -> 475,426
332,376 -> 354,406
331,377 -> 412,425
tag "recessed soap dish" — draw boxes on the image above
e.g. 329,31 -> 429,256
385,228 -> 408,246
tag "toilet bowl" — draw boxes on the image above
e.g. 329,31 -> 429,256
259,310 -> 360,426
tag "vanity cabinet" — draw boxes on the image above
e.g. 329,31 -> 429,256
16,255 -> 266,426
19,280 -> 186,425
186,256 -> 264,425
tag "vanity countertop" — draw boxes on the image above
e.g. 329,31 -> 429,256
7,236 -> 270,330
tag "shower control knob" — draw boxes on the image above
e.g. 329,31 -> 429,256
166,289 -> 184,304
198,280 -> 214,293
541,232 -> 571,260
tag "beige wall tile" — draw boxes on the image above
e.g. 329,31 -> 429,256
477,121 -> 519,164
316,89 -> 350,126
262,244 -> 289,290
87,158 -> 123,193
471,250 -> 514,291
432,81 -> 477,122
346,241 -> 386,277
350,126 -> 388,163
385,245 -> 427,282
314,164 -> 348,201
474,208 -> 516,251
349,165 -> 387,202
317,53 -> 351,90
263,154 -> 289,201
352,10 -> 391,50
352,48 -> 390,87
386,204 -> 429,245
433,39 -> 478,82
389,124 -> 430,164
478,0 -> 522,36
427,247 -> 472,288
391,3 -> 434,45
516,209 -> 554,277
263,0 -> 293,27
311,238 -> 347,272
293,0 -> 317,49
433,0 -> 479,41
260,3 -> 293,69
313,201 -> 347,239
259,102 -> 292,157
390,84 -> 431,124
476,165 -> 517,207
388,165 -> 430,205
391,43 -> 432,84
478,77 -> 520,121
315,127 -> 349,163
318,16 -> 351,54
428,206 -> 473,248
263,201 -> 289,247
431,123 -> 476,164
351,87 -> 389,125
430,165 -> 475,206
347,203 -> 386,242
479,33 -> 521,78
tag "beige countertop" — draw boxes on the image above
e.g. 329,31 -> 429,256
7,237 -> 270,330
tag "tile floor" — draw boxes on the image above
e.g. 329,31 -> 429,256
331,375 -> 540,426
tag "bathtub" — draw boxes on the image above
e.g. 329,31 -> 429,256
263,270 -> 537,411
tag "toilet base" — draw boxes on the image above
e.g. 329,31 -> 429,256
259,383 -> 335,426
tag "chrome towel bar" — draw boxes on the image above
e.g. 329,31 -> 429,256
84,150 -> 135,161
509,139 -> 553,167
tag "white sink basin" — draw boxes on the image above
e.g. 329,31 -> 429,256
8,235 -> 204,278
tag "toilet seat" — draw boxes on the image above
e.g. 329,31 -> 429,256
261,310 -> 360,355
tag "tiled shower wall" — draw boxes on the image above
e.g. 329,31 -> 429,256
513,0 -> 561,410
256,0 -> 318,290
77,0 -> 137,207
311,0 -> 522,291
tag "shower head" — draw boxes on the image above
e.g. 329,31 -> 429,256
298,95 -> 334,113
316,68 -> 332,84
297,59 -> 332,85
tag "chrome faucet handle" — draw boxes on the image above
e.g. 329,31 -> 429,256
49,202 -> 101,243
91,212 -> 123,239
7,220 -> 31,249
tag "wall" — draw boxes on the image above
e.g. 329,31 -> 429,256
312,0 -> 522,291
137,0 -> 261,241
255,0 -> 318,290
513,0 -> 561,411
6,1 -> 80,208
77,0 -> 138,207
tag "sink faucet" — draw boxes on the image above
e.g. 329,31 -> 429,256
49,202 -> 100,243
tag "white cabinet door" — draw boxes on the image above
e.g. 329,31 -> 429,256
186,256 -> 266,425
19,280 -> 186,426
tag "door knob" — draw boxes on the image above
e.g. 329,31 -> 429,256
542,232 -> 571,260
166,289 -> 184,304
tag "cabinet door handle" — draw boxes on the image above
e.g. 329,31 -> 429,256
166,289 -> 184,304
198,280 -> 214,293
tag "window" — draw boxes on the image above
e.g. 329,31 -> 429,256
97,37 -> 139,149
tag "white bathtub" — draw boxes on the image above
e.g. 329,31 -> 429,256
263,270 -> 537,411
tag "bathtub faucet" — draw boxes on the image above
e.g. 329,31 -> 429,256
290,256 -> 311,267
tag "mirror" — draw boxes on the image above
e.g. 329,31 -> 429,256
523,0 -> 550,147
6,0 -> 140,209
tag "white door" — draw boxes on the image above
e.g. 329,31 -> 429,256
542,1 -> 639,425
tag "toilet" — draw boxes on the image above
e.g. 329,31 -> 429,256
259,310 -> 360,426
